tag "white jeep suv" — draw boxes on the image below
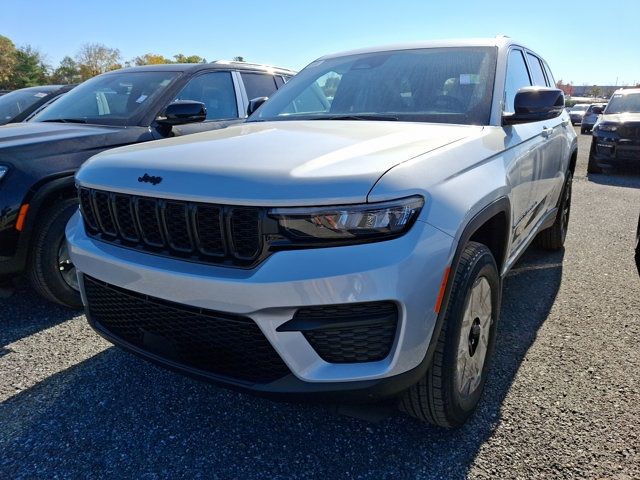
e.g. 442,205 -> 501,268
67,37 -> 577,427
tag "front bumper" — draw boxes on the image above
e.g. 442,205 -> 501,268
590,132 -> 640,167
67,211 -> 454,397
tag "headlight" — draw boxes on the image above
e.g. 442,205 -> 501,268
269,196 -> 424,243
597,124 -> 618,132
0,166 -> 8,181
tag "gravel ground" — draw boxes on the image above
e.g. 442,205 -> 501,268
1,128 -> 639,479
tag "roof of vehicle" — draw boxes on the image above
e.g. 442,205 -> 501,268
106,61 -> 296,76
318,36 -> 521,60
612,87 -> 640,95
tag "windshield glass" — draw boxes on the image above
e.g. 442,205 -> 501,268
0,88 -> 53,125
605,92 -> 640,114
571,104 -> 589,112
33,71 -> 179,125
251,47 -> 497,125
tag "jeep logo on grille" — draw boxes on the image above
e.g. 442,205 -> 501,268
138,173 -> 163,185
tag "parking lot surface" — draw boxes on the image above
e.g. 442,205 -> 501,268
1,129 -> 639,479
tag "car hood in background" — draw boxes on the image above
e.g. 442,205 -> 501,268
600,112 -> 640,124
77,121 -> 481,206
0,121 -> 137,162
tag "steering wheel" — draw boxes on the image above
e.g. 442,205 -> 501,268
431,95 -> 465,112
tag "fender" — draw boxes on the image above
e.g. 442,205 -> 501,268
4,175 -> 77,274
385,197 -> 512,388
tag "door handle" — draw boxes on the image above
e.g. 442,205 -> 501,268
541,126 -> 552,138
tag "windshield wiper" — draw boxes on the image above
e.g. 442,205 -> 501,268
40,118 -> 87,124
310,114 -> 399,121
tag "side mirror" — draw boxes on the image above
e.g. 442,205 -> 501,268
157,100 -> 207,126
247,96 -> 268,116
592,106 -> 604,115
503,87 -> 564,125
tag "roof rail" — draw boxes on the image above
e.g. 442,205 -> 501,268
211,60 -> 295,73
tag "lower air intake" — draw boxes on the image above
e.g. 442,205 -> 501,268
83,276 -> 290,383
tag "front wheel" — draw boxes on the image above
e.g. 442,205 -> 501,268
587,141 -> 603,174
29,198 -> 83,309
400,242 -> 500,428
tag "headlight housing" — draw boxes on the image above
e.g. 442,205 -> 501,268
597,123 -> 618,132
0,165 -> 8,181
269,196 -> 424,244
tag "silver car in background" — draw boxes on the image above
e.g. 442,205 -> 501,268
569,103 -> 590,124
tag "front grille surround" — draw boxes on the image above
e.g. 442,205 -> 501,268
78,187 -> 266,267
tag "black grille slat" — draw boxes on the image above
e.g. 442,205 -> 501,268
77,188 -> 264,267
136,197 -> 164,247
94,191 -> 117,236
229,208 -> 261,259
78,188 -> 98,232
195,205 -> 225,256
163,201 -> 193,252
84,276 -> 290,383
113,194 -> 139,241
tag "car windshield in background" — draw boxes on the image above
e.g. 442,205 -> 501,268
571,104 -> 589,112
33,71 -> 180,125
0,88 -> 54,125
251,47 -> 498,125
605,92 -> 640,114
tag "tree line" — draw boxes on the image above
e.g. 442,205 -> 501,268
0,34 -> 245,90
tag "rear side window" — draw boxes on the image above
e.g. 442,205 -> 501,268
542,61 -> 555,87
504,49 -> 531,112
526,53 -> 548,87
174,71 -> 238,120
241,72 -> 278,100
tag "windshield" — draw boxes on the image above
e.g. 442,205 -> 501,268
251,47 -> 497,125
0,88 -> 54,125
571,104 -> 589,112
33,71 -> 180,125
605,92 -> 640,114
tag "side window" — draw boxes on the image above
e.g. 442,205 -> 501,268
241,72 -> 278,99
275,76 -> 285,88
174,71 -> 238,120
542,61 -> 556,87
526,53 -> 548,87
504,49 -> 531,113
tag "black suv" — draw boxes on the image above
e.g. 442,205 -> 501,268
588,88 -> 640,173
0,61 -> 294,307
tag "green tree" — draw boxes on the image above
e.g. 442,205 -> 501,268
173,53 -> 206,64
232,56 -> 245,62
9,45 -> 49,88
0,35 -> 17,88
51,56 -> 80,84
589,85 -> 602,98
76,43 -> 122,80
133,53 -> 172,66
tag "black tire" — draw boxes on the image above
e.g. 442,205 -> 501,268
581,127 -> 586,134
400,242 -> 500,428
535,171 -> 573,250
29,198 -> 83,309
587,141 -> 603,174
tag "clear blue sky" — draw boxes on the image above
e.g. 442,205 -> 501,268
2,0 -> 639,86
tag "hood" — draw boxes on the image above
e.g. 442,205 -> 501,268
601,112 -> 640,124
77,120 -> 481,206
0,121 -> 131,162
